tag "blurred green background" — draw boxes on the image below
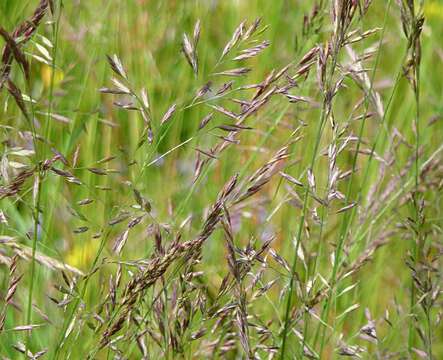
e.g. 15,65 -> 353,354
0,0 -> 442,358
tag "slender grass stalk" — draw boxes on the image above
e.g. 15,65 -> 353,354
25,171 -> 41,353
408,3 -> 427,356
1,1 -> 442,358
314,2 -> 393,355
24,1 -> 58,351
280,40 -> 343,357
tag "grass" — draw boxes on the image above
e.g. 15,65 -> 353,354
0,0 -> 442,358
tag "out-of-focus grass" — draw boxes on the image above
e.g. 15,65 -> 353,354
0,0 -> 442,358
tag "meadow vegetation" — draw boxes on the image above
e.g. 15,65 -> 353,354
0,0 -> 442,358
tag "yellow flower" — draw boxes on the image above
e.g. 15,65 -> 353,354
424,1 -> 443,19
65,239 -> 99,269
40,64 -> 64,88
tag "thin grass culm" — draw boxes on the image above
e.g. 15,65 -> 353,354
0,0 -> 442,359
